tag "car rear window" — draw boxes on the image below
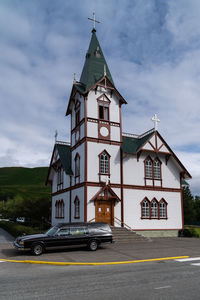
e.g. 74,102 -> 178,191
70,227 -> 88,235
88,223 -> 112,233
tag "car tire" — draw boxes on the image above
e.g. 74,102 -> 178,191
88,240 -> 98,251
31,243 -> 44,256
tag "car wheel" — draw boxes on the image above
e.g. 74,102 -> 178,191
31,243 -> 43,256
88,240 -> 98,251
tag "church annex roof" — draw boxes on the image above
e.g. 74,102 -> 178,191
122,130 -> 155,154
79,29 -> 114,92
46,142 -> 72,186
56,144 -> 73,175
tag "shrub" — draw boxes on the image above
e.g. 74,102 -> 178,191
0,221 -> 47,238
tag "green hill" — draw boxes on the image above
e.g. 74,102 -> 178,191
0,167 -> 50,201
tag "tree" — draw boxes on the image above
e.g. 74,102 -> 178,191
183,186 -> 195,224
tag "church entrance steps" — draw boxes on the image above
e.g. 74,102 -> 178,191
111,226 -> 149,243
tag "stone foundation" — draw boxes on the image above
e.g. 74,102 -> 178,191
135,230 -> 179,238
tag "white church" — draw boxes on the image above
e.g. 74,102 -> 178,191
46,22 -> 191,237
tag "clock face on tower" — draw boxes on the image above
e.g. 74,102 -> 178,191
100,126 -> 109,137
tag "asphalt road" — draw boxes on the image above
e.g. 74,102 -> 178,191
1,258 -> 200,299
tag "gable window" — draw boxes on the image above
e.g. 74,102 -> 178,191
151,199 -> 158,218
154,159 -> 161,179
99,150 -> 110,175
144,156 -> 162,186
55,200 -> 64,218
159,199 -> 167,219
99,103 -> 109,120
75,153 -> 80,184
75,110 -> 80,126
75,100 -> 80,127
141,198 -> 150,218
145,158 -> 153,178
57,167 -> 63,191
74,197 -> 80,219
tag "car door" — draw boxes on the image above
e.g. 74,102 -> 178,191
54,228 -> 70,247
68,226 -> 89,246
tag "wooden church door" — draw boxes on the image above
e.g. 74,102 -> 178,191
95,200 -> 113,225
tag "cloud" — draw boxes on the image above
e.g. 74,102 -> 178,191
0,0 -> 199,195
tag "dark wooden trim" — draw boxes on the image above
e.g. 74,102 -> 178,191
71,137 -> 122,151
52,182 -> 181,196
87,117 -> 120,127
120,147 -> 124,227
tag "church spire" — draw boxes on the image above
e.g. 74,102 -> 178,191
79,29 -> 114,92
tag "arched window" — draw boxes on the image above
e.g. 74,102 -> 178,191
75,153 -> 80,184
154,159 -> 161,179
159,199 -> 167,218
55,200 -> 64,218
99,150 -> 110,174
145,158 -> 153,178
74,197 -> 80,219
151,199 -> 158,218
57,167 -> 63,191
141,198 -> 150,218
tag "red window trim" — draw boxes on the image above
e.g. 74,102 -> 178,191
57,167 -> 63,191
141,197 -> 168,220
74,196 -> 80,219
97,94 -> 110,121
55,199 -> 65,219
98,149 -> 111,176
144,156 -> 162,187
74,153 -> 80,184
140,197 -> 150,219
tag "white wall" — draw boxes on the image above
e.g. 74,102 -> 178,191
71,93 -> 85,130
123,152 -> 181,189
123,189 -> 182,230
71,143 -> 85,184
87,89 -> 120,123
87,141 -> 121,183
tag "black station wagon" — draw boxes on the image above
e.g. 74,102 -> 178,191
13,222 -> 113,255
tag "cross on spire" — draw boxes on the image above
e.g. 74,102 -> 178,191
151,114 -> 160,131
88,12 -> 100,31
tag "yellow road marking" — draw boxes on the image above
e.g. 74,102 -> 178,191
0,256 -> 189,266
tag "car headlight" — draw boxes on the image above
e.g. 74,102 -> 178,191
19,241 -> 24,246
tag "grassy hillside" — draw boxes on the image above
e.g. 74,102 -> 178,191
0,167 -> 50,200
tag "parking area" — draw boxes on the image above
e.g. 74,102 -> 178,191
1,237 -> 200,264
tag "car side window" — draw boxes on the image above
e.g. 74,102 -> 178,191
57,228 -> 69,236
70,227 -> 88,235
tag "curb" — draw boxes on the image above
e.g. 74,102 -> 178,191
0,256 -> 189,266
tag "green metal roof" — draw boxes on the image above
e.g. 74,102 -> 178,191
56,144 -> 73,175
79,29 -> 114,92
122,131 -> 154,154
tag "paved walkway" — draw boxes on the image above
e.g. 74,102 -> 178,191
0,227 -> 14,243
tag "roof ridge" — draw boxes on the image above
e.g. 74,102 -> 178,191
122,128 -> 155,139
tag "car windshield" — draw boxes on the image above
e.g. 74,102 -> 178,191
45,226 -> 58,236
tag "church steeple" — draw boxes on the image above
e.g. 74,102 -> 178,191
79,30 -> 114,91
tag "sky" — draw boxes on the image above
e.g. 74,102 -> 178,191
0,0 -> 200,195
